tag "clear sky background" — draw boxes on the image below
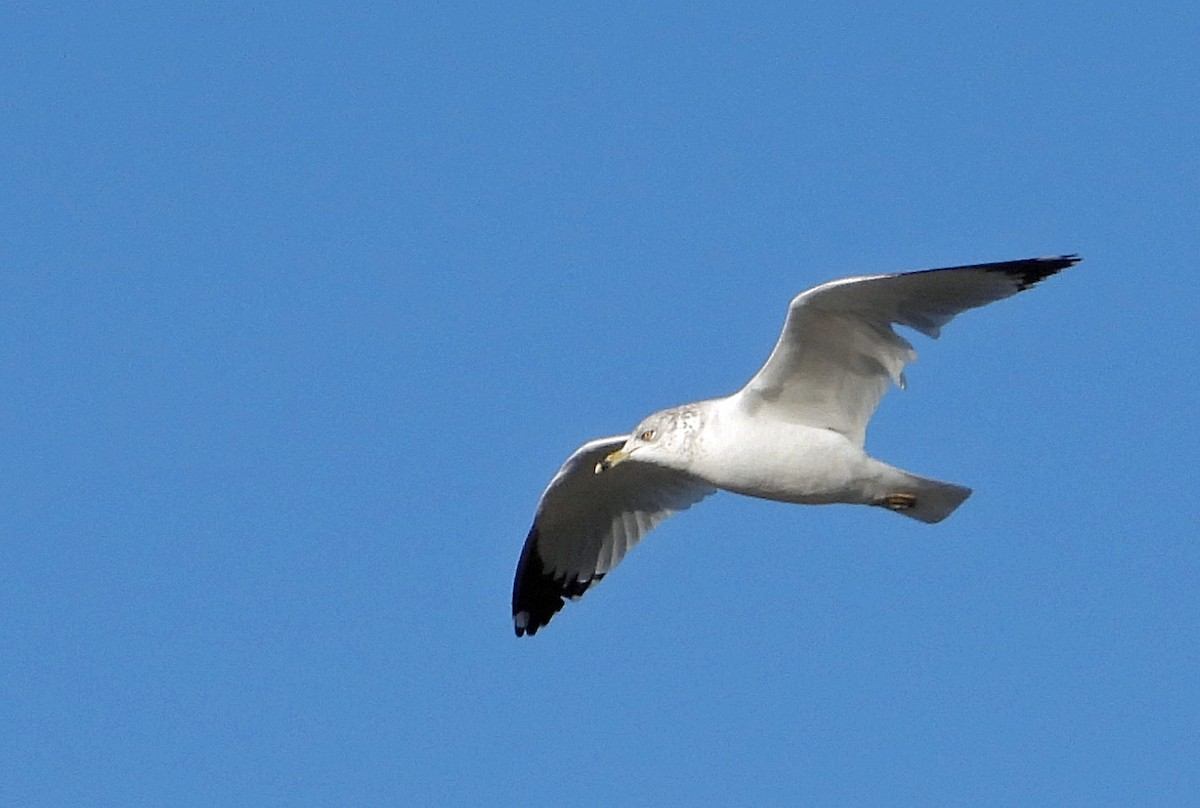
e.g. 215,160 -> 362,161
4,3 -> 1198,805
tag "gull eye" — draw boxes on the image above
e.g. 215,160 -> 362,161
639,429 -> 656,441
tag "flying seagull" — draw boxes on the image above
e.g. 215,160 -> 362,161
512,255 -> 1080,636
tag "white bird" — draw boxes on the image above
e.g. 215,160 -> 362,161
512,255 -> 1079,636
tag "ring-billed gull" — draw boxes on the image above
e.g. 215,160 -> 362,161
513,255 -> 1080,636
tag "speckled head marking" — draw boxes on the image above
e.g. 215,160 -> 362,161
597,404 -> 710,474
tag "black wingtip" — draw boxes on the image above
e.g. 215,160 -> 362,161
1002,254 -> 1082,291
512,525 -> 599,638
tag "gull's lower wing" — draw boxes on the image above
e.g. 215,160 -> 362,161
735,255 -> 1080,446
513,436 -> 715,637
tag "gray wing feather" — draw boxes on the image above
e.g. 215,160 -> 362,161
512,436 -> 715,636
736,255 -> 1078,446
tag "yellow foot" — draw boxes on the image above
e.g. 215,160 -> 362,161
883,493 -> 917,511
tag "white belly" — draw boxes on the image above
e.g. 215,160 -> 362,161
691,420 -> 889,505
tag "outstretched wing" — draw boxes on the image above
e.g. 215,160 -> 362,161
735,255 -> 1079,446
513,436 -> 716,636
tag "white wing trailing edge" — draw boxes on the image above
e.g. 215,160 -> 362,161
736,256 -> 1080,446
512,437 -> 715,636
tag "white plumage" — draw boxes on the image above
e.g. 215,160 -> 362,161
513,255 -> 1079,636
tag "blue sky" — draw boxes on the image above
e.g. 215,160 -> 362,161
4,3 -> 1197,805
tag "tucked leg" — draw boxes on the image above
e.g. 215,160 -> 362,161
882,492 -> 918,511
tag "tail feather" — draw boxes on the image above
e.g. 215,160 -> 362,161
894,474 -> 972,523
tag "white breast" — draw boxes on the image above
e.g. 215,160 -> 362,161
690,398 -> 877,504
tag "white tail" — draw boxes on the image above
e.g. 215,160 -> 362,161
893,474 -> 973,523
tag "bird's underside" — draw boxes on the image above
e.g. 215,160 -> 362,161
512,254 -> 1080,636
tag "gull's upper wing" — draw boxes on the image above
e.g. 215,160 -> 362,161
735,255 -> 1080,446
513,436 -> 716,637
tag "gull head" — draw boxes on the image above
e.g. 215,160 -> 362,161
594,404 -> 707,475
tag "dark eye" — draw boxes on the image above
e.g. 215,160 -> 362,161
639,429 -> 656,441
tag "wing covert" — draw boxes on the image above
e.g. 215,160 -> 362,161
512,436 -> 715,636
736,255 -> 1079,445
